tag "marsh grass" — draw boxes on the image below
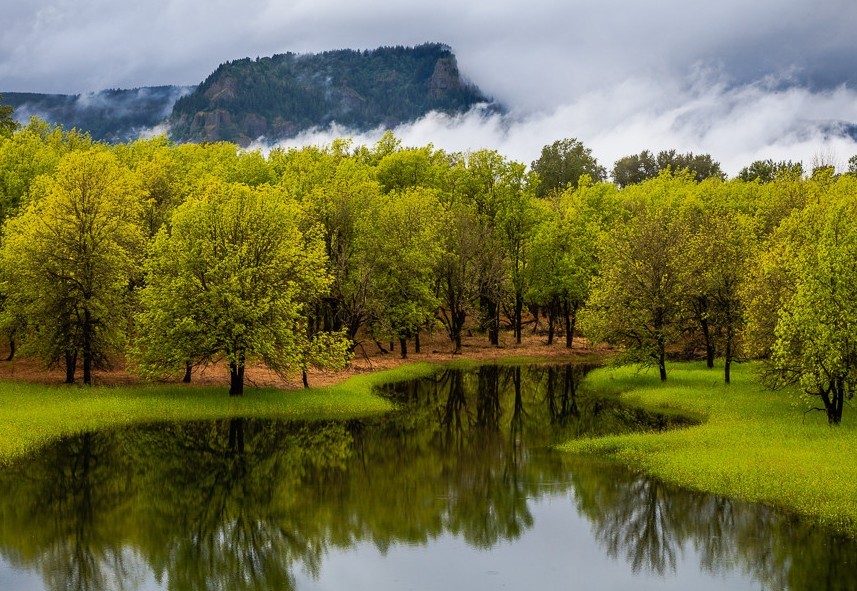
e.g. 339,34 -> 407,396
560,361 -> 857,536
0,363 -> 442,466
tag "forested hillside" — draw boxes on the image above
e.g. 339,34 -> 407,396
3,87 -> 191,142
168,43 -> 490,145
2,44 -> 490,146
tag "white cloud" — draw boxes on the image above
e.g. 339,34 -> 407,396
3,0 -> 857,99
3,0 -> 857,176
266,74 -> 857,177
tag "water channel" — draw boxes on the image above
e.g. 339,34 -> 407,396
0,363 -> 853,590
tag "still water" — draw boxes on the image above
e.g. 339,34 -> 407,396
0,364 -> 853,590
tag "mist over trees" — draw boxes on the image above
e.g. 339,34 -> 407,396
0,100 -> 856,419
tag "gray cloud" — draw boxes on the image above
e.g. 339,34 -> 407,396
2,0 -> 857,173
4,0 -> 857,99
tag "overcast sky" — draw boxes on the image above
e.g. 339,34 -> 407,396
4,0 -> 857,174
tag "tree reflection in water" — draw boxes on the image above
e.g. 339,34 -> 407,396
0,363 -> 853,591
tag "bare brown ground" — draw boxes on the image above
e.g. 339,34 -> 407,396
0,328 -> 610,390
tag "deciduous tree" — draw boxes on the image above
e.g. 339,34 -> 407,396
0,149 -> 144,384
136,180 -> 344,395
745,180 -> 857,423
370,187 -> 444,358
531,138 -> 606,198
680,199 -> 757,383
581,176 -> 688,380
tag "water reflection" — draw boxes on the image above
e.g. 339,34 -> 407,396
0,363 -> 853,591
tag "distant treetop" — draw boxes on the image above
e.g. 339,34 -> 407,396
611,149 -> 725,187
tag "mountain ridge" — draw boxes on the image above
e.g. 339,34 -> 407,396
3,43 -> 493,146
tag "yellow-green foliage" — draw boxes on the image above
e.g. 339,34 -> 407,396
0,363 -> 440,466
560,362 -> 857,536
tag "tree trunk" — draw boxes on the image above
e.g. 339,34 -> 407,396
82,308 -> 92,386
495,304 -> 501,345
564,300 -> 577,349
414,331 -> 421,354
547,302 -> 556,346
531,304 -> 540,334
476,365 -> 500,430
229,353 -> 245,396
482,296 -> 499,346
64,350 -> 77,384
658,346 -> 667,382
654,311 -> 667,381
451,309 -> 466,354
564,364 -> 579,418
510,367 -> 524,449
820,380 -> 845,425
694,296 -> 715,368
569,311 -> 577,349
724,323 -> 733,385
399,337 -> 408,359
5,336 -> 14,361
546,365 -> 557,420
302,369 -> 309,389
183,361 -> 192,383
514,294 -> 523,344
702,317 -> 715,368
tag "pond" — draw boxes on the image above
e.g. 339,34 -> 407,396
0,363 -> 853,590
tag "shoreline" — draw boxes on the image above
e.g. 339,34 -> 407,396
4,341 -> 856,539
0,331 -> 602,390
0,332 -> 597,466
559,362 -> 857,538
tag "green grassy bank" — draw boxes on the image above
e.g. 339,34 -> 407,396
0,363 -> 441,466
560,362 -> 857,536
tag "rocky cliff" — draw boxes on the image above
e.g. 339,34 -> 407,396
168,43 -> 491,145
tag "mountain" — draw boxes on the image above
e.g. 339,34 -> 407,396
169,43 -> 491,145
3,86 -> 192,142
2,43 -> 493,146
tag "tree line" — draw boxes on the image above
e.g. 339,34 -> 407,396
0,109 -> 856,421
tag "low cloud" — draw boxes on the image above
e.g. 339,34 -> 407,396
268,73 -> 857,177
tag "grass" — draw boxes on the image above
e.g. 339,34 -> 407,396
559,361 -> 857,536
0,363 -> 442,466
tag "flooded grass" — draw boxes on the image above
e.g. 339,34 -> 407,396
0,364 -> 445,465
559,361 -> 857,536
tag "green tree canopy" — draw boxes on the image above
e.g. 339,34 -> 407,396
679,195 -> 758,383
136,179 -> 345,395
611,150 -> 724,187
0,148 -> 144,384
744,178 -> 857,423
581,174 -> 692,380
531,138 -> 606,198
0,117 -> 92,224
737,159 -> 803,183
369,187 -> 445,357
527,179 -> 617,347
611,150 -> 659,188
